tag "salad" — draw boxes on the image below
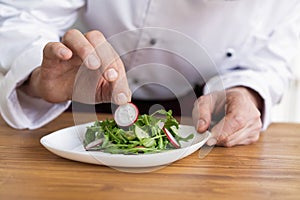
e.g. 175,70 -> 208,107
83,110 -> 194,154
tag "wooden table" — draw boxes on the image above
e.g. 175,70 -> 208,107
0,112 -> 300,200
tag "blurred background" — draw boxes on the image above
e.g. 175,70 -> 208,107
272,56 -> 300,123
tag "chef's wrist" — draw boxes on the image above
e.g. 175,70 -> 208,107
18,67 -> 42,99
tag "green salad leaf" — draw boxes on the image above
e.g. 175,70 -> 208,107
83,110 -> 194,154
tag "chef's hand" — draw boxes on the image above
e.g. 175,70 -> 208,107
192,87 -> 263,147
20,29 -> 131,105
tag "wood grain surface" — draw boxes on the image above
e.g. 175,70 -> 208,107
0,112 -> 300,200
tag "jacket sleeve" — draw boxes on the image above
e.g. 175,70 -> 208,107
0,0 -> 85,129
203,2 -> 300,130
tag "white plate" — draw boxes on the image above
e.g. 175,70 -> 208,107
40,122 -> 210,169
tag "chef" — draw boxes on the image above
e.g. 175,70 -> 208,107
0,0 -> 299,147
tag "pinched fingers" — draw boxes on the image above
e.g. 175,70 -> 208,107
84,31 -> 125,81
84,30 -> 131,105
62,29 -> 101,70
61,29 -> 131,105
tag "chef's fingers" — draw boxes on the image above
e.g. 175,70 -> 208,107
85,30 -> 131,105
43,42 -> 73,61
62,29 -> 101,70
209,91 -> 262,146
221,118 -> 261,147
84,30 -> 122,81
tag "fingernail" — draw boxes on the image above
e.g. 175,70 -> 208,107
207,138 -> 217,146
87,54 -> 100,69
117,93 -> 128,105
197,119 -> 206,128
59,48 -> 69,57
106,68 -> 118,81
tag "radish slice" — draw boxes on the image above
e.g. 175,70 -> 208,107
162,127 -> 180,148
114,103 -> 139,127
85,138 -> 103,150
157,121 -> 165,130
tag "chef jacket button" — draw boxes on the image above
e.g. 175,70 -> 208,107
226,48 -> 235,58
149,38 -> 157,45
133,78 -> 139,84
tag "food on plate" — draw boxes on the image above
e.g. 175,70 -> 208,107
83,110 -> 194,154
114,103 -> 139,127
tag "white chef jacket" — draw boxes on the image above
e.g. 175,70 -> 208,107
0,0 -> 300,129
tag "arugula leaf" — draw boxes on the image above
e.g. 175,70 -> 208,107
83,109 -> 194,154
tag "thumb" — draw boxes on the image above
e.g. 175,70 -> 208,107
192,94 -> 216,133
